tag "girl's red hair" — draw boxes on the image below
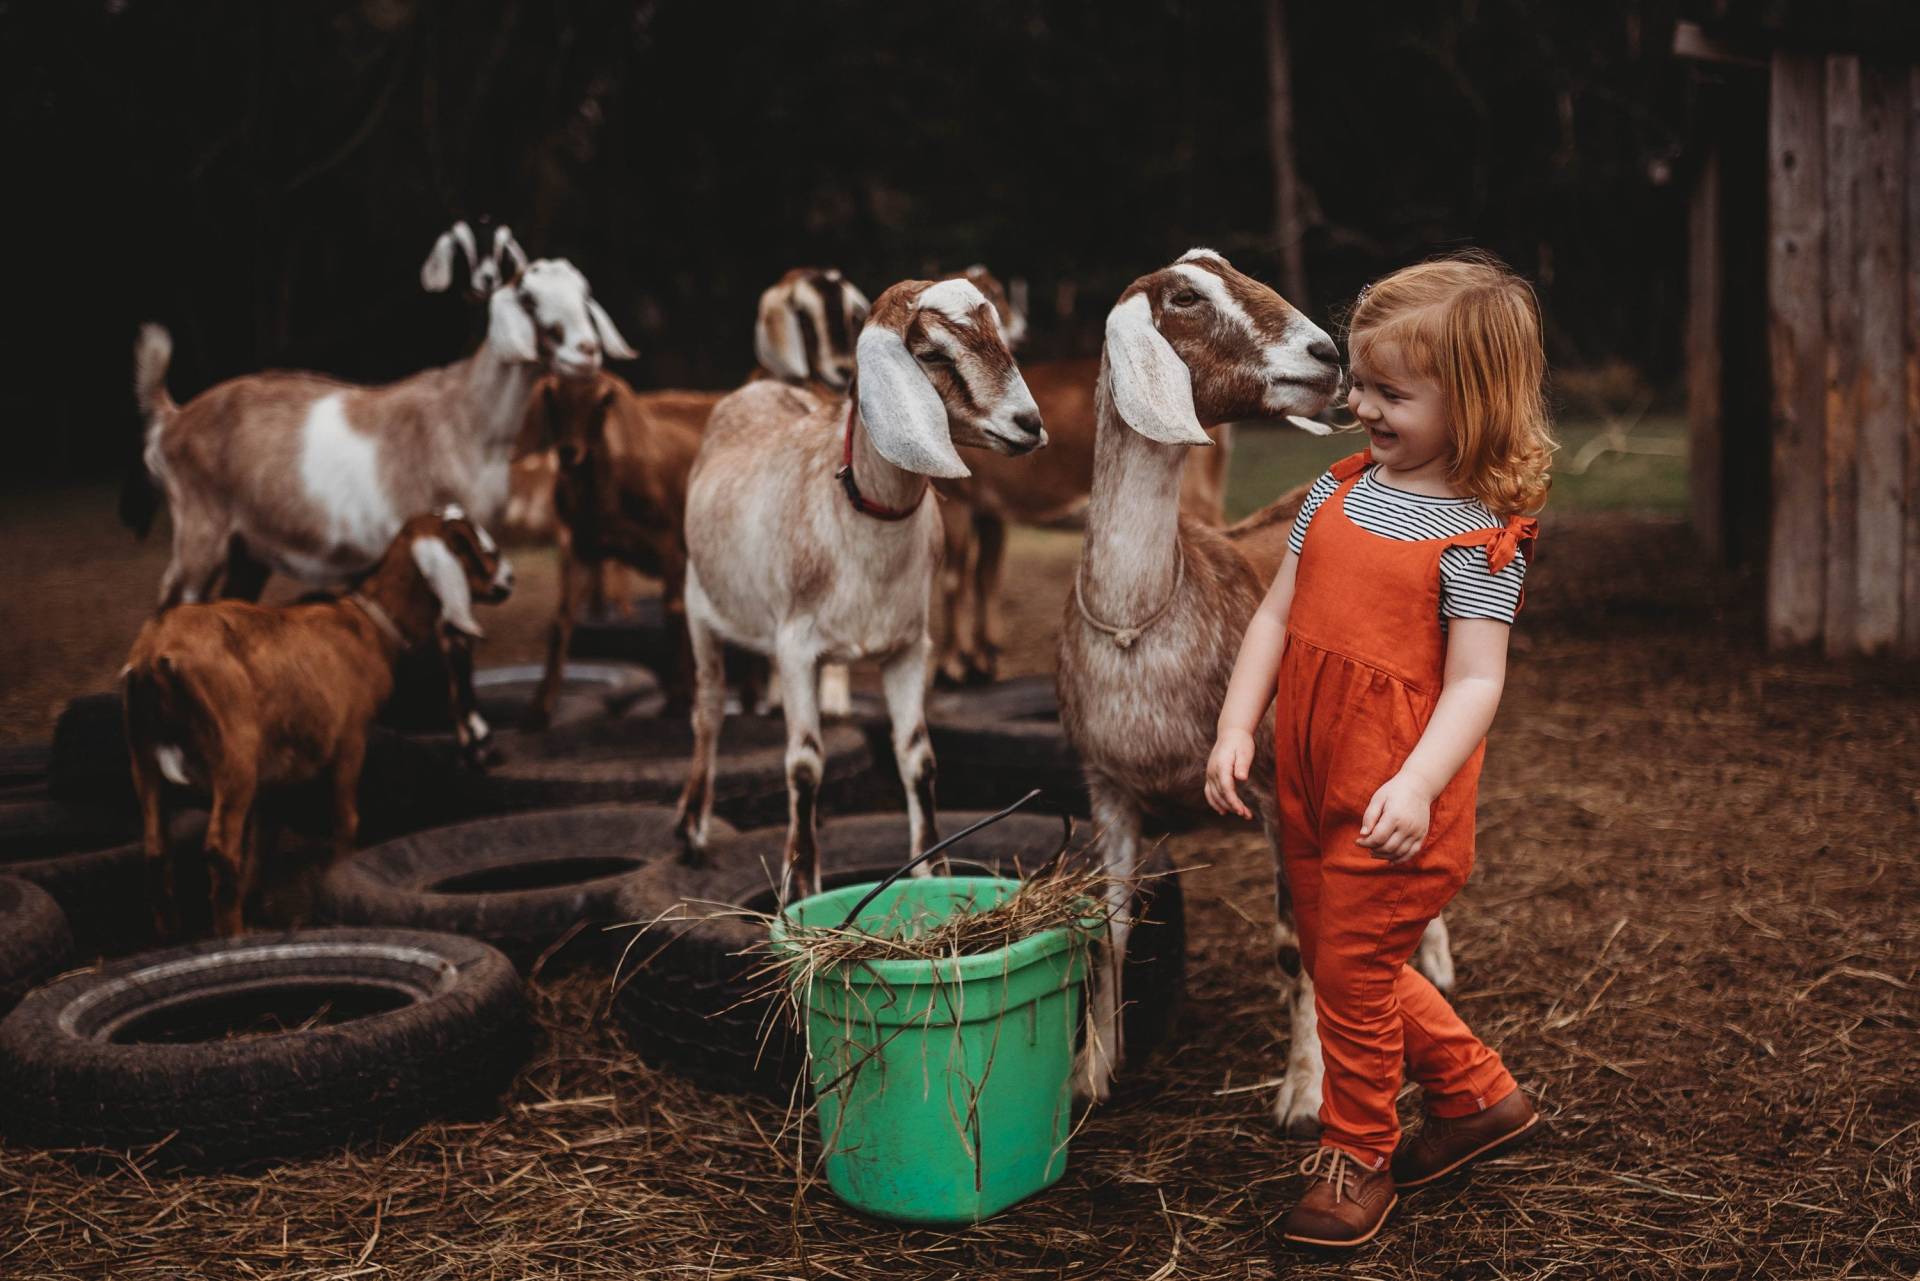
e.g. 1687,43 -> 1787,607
1348,252 -> 1555,516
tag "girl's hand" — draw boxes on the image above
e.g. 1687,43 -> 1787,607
1205,729 -> 1257,820
1358,772 -> 1434,862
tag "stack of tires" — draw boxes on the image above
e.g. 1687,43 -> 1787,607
0,640 -> 1187,1167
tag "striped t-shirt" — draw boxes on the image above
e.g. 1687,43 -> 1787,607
1287,465 -> 1529,624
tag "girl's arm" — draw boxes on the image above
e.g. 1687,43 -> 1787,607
1359,617 -> 1510,860
1204,549 -> 1299,820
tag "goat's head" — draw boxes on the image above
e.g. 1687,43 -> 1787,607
529,372 -> 623,470
421,218 -> 529,303
852,278 -> 1045,479
400,506 -> 514,638
953,265 -> 1028,349
1105,248 -> 1339,446
755,268 -> 870,391
489,259 -> 637,379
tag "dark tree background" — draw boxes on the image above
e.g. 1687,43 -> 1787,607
4,0 -> 1700,482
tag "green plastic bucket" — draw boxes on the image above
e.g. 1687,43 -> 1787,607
772,876 -> 1091,1224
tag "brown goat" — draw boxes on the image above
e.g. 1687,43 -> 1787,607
520,373 -> 711,722
123,509 -> 512,938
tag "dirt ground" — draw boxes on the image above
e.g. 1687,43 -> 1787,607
1,486 -> 1917,1278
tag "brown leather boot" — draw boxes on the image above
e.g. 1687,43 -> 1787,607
1278,1146 -> 1397,1250
1392,1088 -> 1541,1189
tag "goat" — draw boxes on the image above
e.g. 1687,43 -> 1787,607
929,269 -> 1234,686
123,508 -> 513,938
420,217 -> 529,302
1056,249 -> 1459,1129
755,267 -> 872,393
675,278 -> 1043,900
129,258 -> 630,756
519,375 -> 709,723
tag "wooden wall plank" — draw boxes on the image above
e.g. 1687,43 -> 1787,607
1767,53 -> 1829,649
1687,144 -> 1724,562
1855,64 -> 1907,653
1904,67 -> 1920,657
1822,56 -> 1861,656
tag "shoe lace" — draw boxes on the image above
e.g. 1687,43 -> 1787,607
1298,1147 -> 1365,1204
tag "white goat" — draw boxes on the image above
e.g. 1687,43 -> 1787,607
675,278 -> 1044,898
1057,249 -> 1457,1129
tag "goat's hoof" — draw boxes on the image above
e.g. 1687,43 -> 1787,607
1071,1044 -> 1117,1107
1273,1076 -> 1324,1139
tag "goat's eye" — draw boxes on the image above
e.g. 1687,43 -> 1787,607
916,348 -> 952,366
1170,290 -> 1201,307
543,324 -> 563,342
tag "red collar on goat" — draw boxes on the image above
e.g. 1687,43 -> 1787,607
836,401 -> 926,521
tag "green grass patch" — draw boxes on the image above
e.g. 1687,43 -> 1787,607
1223,414 -> 1688,521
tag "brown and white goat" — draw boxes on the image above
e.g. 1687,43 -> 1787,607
123,508 -> 513,938
520,374 -> 709,723
1057,249 -> 1458,1127
676,278 -> 1043,900
755,267 -> 872,393
930,269 -> 1234,686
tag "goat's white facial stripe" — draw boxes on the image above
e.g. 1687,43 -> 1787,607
918,278 -> 989,326
1178,246 -> 1226,266
1171,264 -> 1256,341
300,395 -> 397,563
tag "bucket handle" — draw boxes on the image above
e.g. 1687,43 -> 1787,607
835,789 -> 1073,930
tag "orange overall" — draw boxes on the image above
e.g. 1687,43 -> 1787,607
1276,452 -> 1536,1167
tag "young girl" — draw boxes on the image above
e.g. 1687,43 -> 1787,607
1205,253 -> 1553,1250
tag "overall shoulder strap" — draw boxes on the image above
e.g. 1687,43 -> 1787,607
1327,450 -> 1371,484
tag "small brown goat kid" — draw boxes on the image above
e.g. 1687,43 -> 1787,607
521,373 -> 710,722
123,509 -> 513,938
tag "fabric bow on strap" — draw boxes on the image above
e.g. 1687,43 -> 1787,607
1485,516 -> 1538,575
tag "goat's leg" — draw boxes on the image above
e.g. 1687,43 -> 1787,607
673,602 -> 726,864
966,511 -> 1007,685
880,635 -> 939,867
772,636 -> 825,906
440,635 -> 493,767
818,663 -> 852,717
933,499 -> 975,688
131,750 -> 176,942
661,555 -> 694,715
1074,776 -> 1141,1105
1412,913 -> 1456,994
330,740 -> 366,861
204,772 -> 258,938
1266,822 -> 1325,1138
157,504 -> 230,609
531,550 -> 587,728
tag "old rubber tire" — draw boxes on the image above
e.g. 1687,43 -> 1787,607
0,800 -> 148,953
317,805 -> 730,971
470,709 -> 880,831
383,660 -> 659,735
854,676 -> 1089,817
610,810 -> 1184,1098
0,877 -> 73,1015
0,740 -> 50,802
0,927 -> 529,1167
566,596 -> 678,670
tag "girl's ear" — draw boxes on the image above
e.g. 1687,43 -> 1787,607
755,283 -> 810,382
411,535 -> 484,638
1105,293 -> 1211,446
855,324 -> 970,478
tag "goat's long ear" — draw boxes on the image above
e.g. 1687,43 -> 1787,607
487,287 -> 539,363
512,385 -> 555,459
588,299 -> 637,361
1105,293 -> 1211,446
421,231 -> 458,293
755,285 -> 809,382
412,535 -> 484,638
855,325 -> 969,478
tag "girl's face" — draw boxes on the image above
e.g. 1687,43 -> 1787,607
1347,345 -> 1449,477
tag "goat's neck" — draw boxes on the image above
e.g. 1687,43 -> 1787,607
356,557 -> 441,656
845,400 -> 929,515
1081,355 -> 1189,622
461,342 -> 542,451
